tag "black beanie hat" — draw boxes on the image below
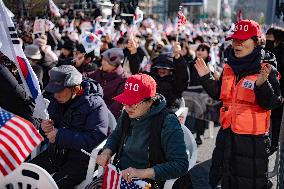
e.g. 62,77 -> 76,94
62,40 -> 75,51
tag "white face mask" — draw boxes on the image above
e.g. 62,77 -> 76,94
71,93 -> 77,100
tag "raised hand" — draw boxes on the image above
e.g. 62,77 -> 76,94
194,58 -> 210,77
256,64 -> 271,86
173,42 -> 182,59
127,38 -> 138,54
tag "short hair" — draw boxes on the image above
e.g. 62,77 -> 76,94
266,26 -> 284,44
85,51 -> 95,60
193,35 -> 204,44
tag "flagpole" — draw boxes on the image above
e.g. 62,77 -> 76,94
176,33 -> 179,42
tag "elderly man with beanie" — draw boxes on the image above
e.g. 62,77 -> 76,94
30,65 -> 109,188
195,20 -> 282,189
90,48 -> 129,119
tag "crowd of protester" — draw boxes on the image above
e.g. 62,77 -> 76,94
1,3 -> 284,189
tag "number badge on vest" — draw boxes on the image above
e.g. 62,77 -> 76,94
242,79 -> 254,90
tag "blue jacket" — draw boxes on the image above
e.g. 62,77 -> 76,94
48,79 -> 109,156
104,95 -> 188,181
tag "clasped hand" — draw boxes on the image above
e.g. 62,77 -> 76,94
41,119 -> 57,143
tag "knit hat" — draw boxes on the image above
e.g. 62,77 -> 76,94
24,44 -> 42,60
113,74 -> 157,106
101,48 -> 124,67
62,40 -> 75,51
152,54 -> 174,70
45,65 -> 82,93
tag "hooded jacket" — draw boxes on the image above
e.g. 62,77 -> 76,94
150,56 -> 188,109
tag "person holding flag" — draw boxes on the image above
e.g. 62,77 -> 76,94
31,65 -> 109,188
91,74 -> 192,189
73,33 -> 101,77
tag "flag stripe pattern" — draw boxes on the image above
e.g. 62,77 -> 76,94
17,56 -> 38,99
0,108 -> 43,176
103,164 -> 147,189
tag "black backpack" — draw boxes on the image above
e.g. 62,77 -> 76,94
114,108 -> 193,189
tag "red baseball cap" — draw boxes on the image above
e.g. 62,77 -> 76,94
226,20 -> 262,41
113,74 -> 157,106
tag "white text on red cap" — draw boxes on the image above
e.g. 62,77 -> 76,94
234,24 -> 249,32
125,82 -> 139,92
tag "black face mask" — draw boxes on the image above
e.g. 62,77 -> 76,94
265,40 -> 275,51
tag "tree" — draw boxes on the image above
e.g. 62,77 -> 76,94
3,0 -> 48,18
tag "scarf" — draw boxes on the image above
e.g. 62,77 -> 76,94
226,46 -> 262,76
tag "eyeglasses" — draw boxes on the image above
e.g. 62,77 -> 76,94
123,101 -> 145,110
123,99 -> 150,110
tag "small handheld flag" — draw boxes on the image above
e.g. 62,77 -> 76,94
0,0 -> 49,120
103,164 -> 150,189
176,6 -> 187,42
237,9 -> 243,22
49,0 -> 61,17
80,32 -> 101,55
133,7 -> 143,25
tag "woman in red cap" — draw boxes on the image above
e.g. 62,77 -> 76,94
86,74 -> 191,189
195,20 -> 282,189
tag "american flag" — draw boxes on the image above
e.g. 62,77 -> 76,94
0,108 -> 43,176
177,10 -> 187,31
102,164 -> 149,189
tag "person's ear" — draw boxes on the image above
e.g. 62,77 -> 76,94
72,86 -> 81,94
85,57 -> 92,64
